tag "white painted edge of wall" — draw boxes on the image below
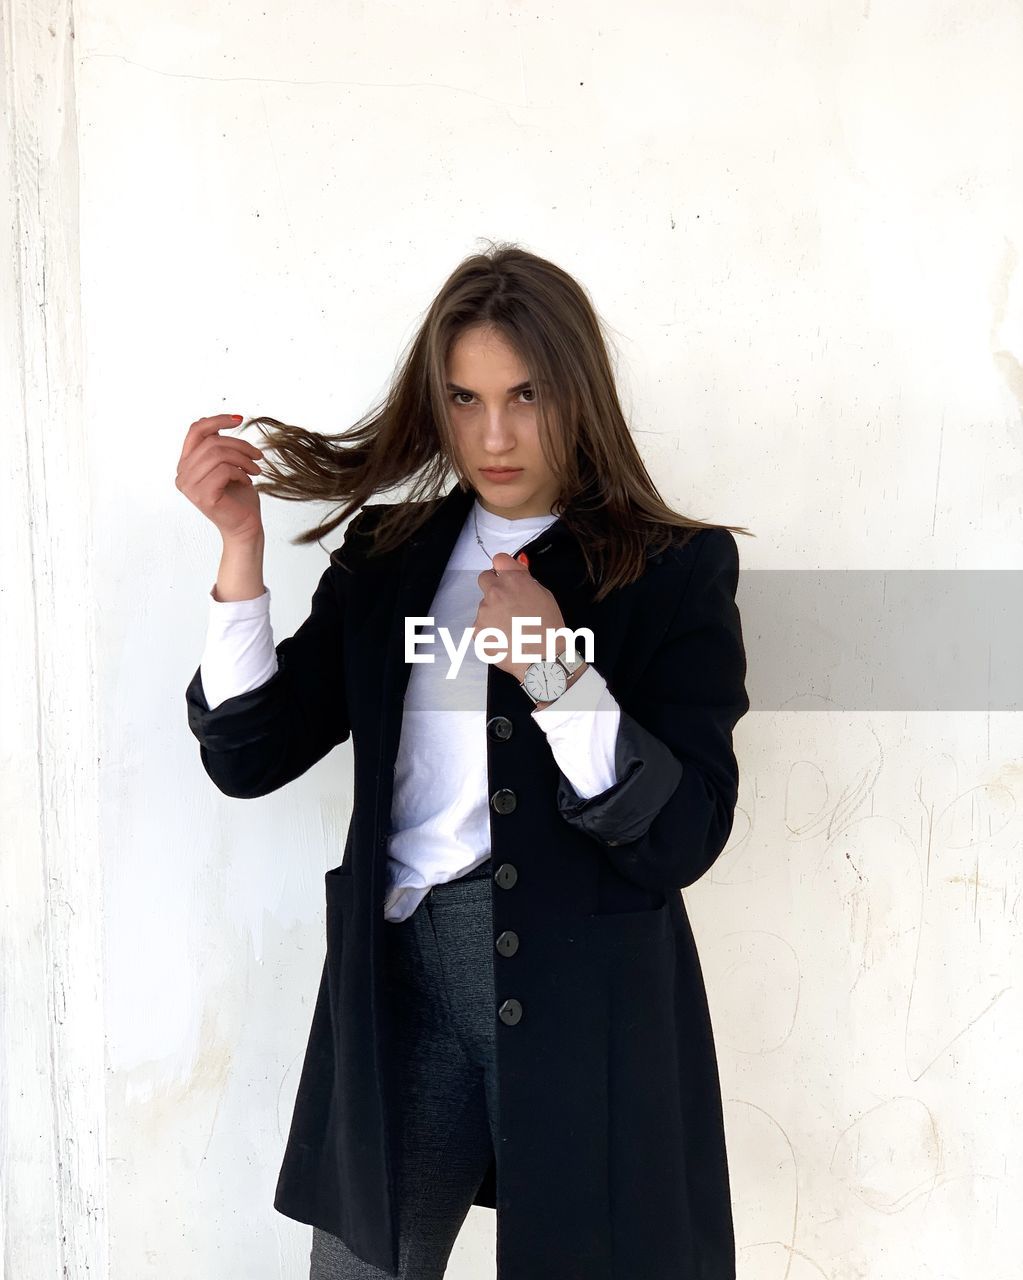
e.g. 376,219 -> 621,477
0,2 -> 107,1275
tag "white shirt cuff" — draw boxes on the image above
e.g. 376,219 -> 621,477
531,665 -> 621,799
200,585 -> 279,709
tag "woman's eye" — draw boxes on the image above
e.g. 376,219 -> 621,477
448,389 -> 535,405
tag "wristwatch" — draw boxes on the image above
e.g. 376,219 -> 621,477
519,642 -> 587,707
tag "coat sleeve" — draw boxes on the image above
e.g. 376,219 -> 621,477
552,527 -> 749,891
183,511 -> 368,799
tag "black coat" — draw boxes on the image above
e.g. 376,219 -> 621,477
185,481 -> 750,1280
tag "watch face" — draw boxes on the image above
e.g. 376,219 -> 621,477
523,660 -> 567,702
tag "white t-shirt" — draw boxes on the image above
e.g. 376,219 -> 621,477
199,500 -> 621,921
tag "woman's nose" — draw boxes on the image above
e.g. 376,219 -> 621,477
481,412 -> 515,450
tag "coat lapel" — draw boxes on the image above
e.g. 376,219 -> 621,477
378,481 -> 476,725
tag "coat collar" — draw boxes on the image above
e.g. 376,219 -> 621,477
404,479 -> 571,557
401,479 -> 584,589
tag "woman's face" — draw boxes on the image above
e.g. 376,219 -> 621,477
445,324 -> 562,520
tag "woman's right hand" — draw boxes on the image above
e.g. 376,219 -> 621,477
176,414 -> 266,544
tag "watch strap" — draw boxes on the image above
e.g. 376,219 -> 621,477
556,643 -> 586,676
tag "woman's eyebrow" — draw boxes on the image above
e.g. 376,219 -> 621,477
445,380 -> 533,395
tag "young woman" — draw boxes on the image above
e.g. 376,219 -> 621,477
177,243 -> 751,1280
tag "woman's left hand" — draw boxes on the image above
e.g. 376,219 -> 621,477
473,553 -> 567,682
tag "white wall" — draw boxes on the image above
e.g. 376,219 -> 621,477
4,1 -> 1022,1276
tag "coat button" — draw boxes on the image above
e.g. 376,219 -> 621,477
486,715 -> 513,741
495,930 -> 519,957
498,998 -> 523,1025
494,862 -> 518,889
490,788 -> 517,815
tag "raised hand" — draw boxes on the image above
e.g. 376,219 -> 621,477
473,552 -> 568,682
175,413 -> 265,545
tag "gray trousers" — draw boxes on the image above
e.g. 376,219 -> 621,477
309,857 -> 498,1279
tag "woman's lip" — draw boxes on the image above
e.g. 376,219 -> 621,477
480,467 -> 522,474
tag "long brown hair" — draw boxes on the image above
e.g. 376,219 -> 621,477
239,240 -> 752,602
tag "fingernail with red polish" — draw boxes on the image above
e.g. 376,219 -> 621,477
517,553 -> 529,566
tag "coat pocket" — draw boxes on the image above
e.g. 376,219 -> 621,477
581,899 -> 672,947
